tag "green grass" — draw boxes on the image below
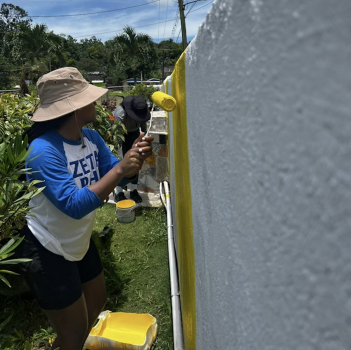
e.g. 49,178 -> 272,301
0,205 -> 172,350
92,82 -> 106,88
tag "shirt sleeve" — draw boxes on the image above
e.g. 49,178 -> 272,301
27,142 -> 102,220
113,106 -> 125,124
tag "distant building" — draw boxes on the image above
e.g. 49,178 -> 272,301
146,78 -> 161,85
87,71 -> 104,82
125,78 -> 161,85
158,66 -> 175,76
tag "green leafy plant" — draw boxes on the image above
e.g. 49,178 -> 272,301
0,93 -> 37,143
0,134 -> 44,289
0,134 -> 44,241
0,236 -> 31,288
127,84 -> 158,104
89,104 -> 127,156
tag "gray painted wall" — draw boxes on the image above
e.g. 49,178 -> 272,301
185,0 -> 351,349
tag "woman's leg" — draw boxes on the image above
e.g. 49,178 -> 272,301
16,228 -> 105,349
44,295 -> 89,350
82,271 -> 107,340
44,272 -> 106,350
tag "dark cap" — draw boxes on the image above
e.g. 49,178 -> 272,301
123,95 -> 151,122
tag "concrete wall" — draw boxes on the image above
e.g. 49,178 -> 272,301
166,0 -> 351,349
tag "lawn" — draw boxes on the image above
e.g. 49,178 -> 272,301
0,205 -> 173,350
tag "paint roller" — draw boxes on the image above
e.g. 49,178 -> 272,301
150,91 -> 177,112
145,91 -> 177,136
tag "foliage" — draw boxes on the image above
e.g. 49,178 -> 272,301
127,84 -> 159,105
1,2 -> 183,94
0,236 -> 31,288
101,97 -> 119,112
0,134 -> 44,242
0,93 -> 42,289
0,134 -> 44,290
157,38 -> 184,67
88,104 -> 127,156
110,26 -> 158,83
0,93 -> 37,142
17,23 -> 63,66
0,54 -> 14,89
0,3 -> 31,42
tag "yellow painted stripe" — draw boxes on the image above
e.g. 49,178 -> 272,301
165,80 -> 171,185
171,51 -> 196,350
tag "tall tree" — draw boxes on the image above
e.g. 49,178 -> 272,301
0,3 -> 31,35
16,23 -> 63,94
112,26 -> 157,84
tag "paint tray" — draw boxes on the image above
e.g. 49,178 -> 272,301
84,310 -> 157,350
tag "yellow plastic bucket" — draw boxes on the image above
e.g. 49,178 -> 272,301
116,199 -> 136,223
85,310 -> 157,350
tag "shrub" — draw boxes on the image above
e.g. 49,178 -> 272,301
0,93 -> 37,142
101,98 -> 118,112
127,84 -> 158,105
0,134 -> 44,288
88,104 -> 126,156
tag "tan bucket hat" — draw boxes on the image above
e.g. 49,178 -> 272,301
32,67 -> 108,122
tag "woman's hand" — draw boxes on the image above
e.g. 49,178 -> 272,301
118,132 -> 154,178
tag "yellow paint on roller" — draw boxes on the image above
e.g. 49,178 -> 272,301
171,51 -> 197,350
151,91 -> 177,111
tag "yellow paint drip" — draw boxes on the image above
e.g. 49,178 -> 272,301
116,199 -> 135,209
151,91 -> 177,111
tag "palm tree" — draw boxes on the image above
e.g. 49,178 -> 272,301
17,23 -> 63,94
112,26 -> 156,84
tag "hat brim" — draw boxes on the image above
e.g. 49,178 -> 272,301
123,96 -> 151,122
31,84 -> 108,122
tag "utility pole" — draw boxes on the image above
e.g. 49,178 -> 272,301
178,0 -> 187,50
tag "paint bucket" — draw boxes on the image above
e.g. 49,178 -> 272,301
116,199 -> 136,223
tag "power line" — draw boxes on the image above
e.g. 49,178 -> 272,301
184,0 -> 209,16
171,10 -> 179,41
185,1 -> 197,16
73,19 -> 175,39
162,0 -> 170,40
158,0 -> 161,39
175,28 -> 182,43
187,0 -> 214,14
27,0 -> 159,18
184,0 -> 208,6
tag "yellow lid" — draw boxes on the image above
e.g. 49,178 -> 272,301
116,199 -> 136,209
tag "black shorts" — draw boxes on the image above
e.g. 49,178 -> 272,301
16,225 -> 103,310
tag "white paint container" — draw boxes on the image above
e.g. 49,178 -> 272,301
115,199 -> 136,223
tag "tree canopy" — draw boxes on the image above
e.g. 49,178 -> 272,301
0,4 -> 183,90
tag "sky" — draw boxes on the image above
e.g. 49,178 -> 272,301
6,0 -> 215,43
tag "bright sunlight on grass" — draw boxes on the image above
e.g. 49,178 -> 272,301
0,205 -> 173,350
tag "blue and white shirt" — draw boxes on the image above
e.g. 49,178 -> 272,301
26,128 -> 129,261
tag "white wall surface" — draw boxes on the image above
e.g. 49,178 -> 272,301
185,0 -> 351,349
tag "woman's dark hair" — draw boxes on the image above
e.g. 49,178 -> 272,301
24,112 -> 75,144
